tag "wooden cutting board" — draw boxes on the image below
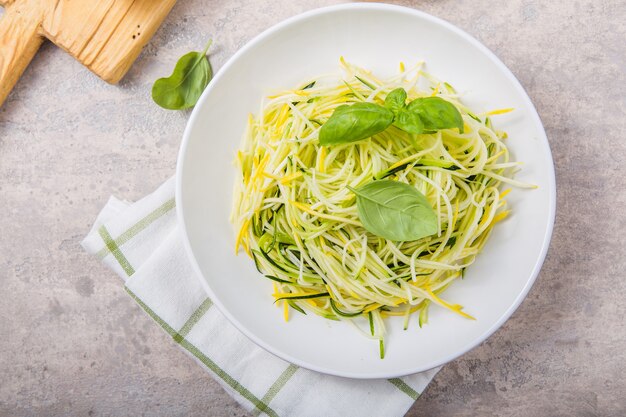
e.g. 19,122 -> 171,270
0,0 -> 177,107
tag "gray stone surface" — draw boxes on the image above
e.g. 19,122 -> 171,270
1,0 -> 625,416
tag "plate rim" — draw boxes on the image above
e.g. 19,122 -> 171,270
176,2 -> 557,379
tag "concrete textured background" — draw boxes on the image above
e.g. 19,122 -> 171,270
1,0 -> 625,416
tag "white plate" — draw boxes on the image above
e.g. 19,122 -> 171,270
176,3 -> 556,379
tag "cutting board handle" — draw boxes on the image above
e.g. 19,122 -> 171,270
0,3 -> 44,106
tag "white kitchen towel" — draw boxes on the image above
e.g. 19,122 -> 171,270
82,177 -> 440,417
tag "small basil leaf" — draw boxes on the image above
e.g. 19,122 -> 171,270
393,108 -> 424,134
152,40 -> 213,110
384,88 -> 407,115
407,97 -> 464,133
348,180 -> 437,241
319,102 -> 394,146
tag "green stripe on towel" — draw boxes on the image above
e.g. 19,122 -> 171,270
179,339 -> 280,417
388,378 -> 420,400
99,225 -> 135,276
252,364 -> 298,416
125,288 -> 279,417
174,297 -> 213,343
97,198 -> 175,259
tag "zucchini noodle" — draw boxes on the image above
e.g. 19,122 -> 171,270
231,58 -> 533,356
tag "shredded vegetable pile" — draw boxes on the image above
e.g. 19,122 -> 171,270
231,59 -> 533,357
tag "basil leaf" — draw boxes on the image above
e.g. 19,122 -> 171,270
347,180 -> 437,241
319,103 -> 394,146
384,88 -> 407,115
152,40 -> 213,110
406,97 -> 464,133
393,108 -> 424,134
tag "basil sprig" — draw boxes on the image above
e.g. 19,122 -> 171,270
152,40 -> 213,110
348,180 -> 437,241
319,87 -> 463,145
